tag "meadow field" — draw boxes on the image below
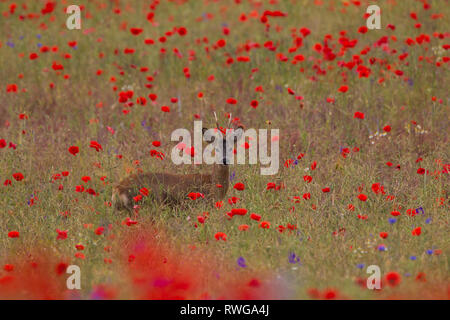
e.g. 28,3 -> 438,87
0,0 -> 448,300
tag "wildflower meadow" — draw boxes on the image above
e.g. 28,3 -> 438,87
0,0 -> 448,302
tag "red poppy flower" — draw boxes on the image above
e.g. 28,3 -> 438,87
357,194 -> 368,201
90,141 -> 103,152
338,85 -> 348,93
8,231 -> 19,238
130,27 -> 143,35
233,182 -> 245,191
12,172 -> 24,181
250,100 -> 259,108
371,183 -> 385,195
323,288 -> 338,300
124,218 -> 138,226
6,84 -> 18,92
415,272 -> 426,282
358,26 -> 368,34
354,112 -> 365,119
226,98 -> 237,104
4,264 -> 14,272
197,216 -> 205,224
75,252 -> 85,259
266,182 -> 276,190
417,168 -> 425,175
56,229 -> 68,240
140,187 -> 149,196
214,232 -> 227,241
260,221 -> 270,229
411,227 -> 421,236
68,146 -> 79,156
86,188 -> 97,196
238,224 -> 249,231
385,272 -> 401,287
188,192 -> 204,200
250,213 -> 261,221
56,262 -> 68,275
379,232 -> 388,239
177,27 -> 187,36
95,227 -> 104,235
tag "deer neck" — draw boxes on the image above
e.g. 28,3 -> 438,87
211,164 -> 229,200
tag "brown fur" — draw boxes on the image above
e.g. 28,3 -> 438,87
112,164 -> 230,210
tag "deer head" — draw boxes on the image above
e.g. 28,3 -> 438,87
202,113 -> 244,165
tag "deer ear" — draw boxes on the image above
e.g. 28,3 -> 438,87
233,126 -> 244,142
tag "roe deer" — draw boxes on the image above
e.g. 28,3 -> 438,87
112,117 -> 244,211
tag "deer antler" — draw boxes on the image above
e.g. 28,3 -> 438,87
213,111 -> 219,128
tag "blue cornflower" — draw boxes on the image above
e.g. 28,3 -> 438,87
425,218 -> 431,224
388,218 -> 397,224
378,245 -> 386,251
288,252 -> 300,264
426,249 -> 433,255
356,263 -> 365,269
415,207 -> 424,215
410,256 -> 417,261
237,257 -> 247,268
